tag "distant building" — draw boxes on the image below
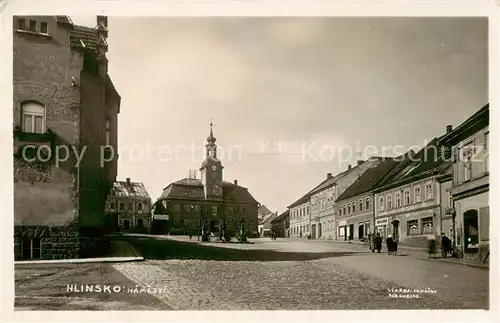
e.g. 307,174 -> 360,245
152,124 -> 260,238
271,210 -> 289,238
311,158 -> 382,241
439,104 -> 489,257
258,211 -> 278,237
13,16 -> 120,260
335,157 -> 400,241
105,178 -> 152,233
372,137 -> 451,248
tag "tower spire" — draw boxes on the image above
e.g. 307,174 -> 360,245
207,122 -> 216,144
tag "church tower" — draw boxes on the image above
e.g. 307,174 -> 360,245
200,123 -> 223,199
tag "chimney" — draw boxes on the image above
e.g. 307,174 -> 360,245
357,160 -> 364,166
234,180 -> 238,185
126,178 -> 131,185
446,125 -> 453,134
326,173 -> 332,179
96,16 -> 108,78
348,164 -> 352,170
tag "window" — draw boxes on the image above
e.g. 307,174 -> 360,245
359,200 -> 363,212
120,202 -> 124,210
306,206 -> 309,214
414,186 -> 421,202
379,197 -> 384,211
425,183 -> 433,200
105,120 -> 110,145
352,202 -> 356,213
348,204 -> 351,214
128,203 -> 133,210
183,204 -> 189,212
29,20 -> 37,32
22,102 -> 45,133
366,198 -> 370,210
407,220 -> 419,236
212,205 -> 218,215
339,206 -> 342,216
174,204 -> 180,212
343,205 -> 347,215
22,237 -> 41,260
422,217 -> 433,234
404,189 -> 410,206
137,219 -> 144,227
485,132 -> 489,172
448,194 -> 453,208
395,192 -> 401,207
123,219 -> 130,230
462,143 -> 474,181
18,18 -> 26,30
387,195 -> 392,209
138,203 -> 143,210
110,202 -> 116,210
40,22 -> 48,34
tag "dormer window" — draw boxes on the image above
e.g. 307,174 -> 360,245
22,102 -> 45,134
40,22 -> 48,34
18,19 -> 26,30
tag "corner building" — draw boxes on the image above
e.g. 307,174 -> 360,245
13,16 -> 120,260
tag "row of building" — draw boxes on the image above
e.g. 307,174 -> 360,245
273,104 -> 489,256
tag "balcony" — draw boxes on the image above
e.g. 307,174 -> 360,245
13,126 -> 55,159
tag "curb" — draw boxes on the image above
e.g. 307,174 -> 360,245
15,256 -> 144,265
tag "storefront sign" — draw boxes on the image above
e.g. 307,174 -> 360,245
338,220 -> 347,226
153,214 -> 169,220
375,218 -> 388,226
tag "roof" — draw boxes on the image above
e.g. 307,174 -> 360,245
70,25 -> 99,56
259,212 -> 277,225
258,204 -> 272,215
111,181 -> 151,200
336,158 -> 400,202
271,209 -> 289,224
156,178 -> 259,204
439,103 -> 489,146
373,138 -> 450,193
200,155 -> 223,169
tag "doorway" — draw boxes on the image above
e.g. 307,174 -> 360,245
349,224 -> 354,240
318,223 -> 322,239
464,209 -> 479,253
358,224 -> 364,240
391,220 -> 400,241
311,224 -> 316,239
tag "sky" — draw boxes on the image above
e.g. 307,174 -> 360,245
71,16 -> 488,214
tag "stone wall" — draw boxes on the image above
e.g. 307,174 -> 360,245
14,223 -> 80,260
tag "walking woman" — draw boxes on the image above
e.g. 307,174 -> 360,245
375,232 -> 383,253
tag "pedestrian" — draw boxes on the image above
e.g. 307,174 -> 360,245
189,232 -> 193,240
375,232 -> 382,253
427,234 -> 437,259
441,232 -> 451,258
371,232 -> 377,253
386,234 -> 394,255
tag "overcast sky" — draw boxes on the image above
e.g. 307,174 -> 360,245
72,17 -> 487,214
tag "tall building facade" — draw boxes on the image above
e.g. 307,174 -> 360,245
439,104 -> 489,257
13,16 -> 120,260
152,124 -> 260,238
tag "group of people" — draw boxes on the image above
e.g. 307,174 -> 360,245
367,231 -> 453,258
367,232 -> 398,255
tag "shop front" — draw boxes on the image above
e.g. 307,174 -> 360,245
375,217 -> 388,238
338,220 -> 347,241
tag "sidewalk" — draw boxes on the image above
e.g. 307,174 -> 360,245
322,239 -> 489,269
15,240 -> 144,265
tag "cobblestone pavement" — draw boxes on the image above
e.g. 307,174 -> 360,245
112,235 -> 489,310
15,263 -> 168,310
